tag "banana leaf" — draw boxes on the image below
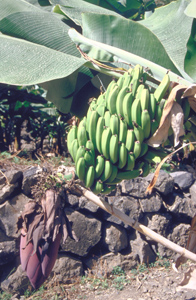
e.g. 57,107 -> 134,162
140,0 -> 194,81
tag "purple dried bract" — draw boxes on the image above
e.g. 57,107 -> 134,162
17,189 -> 75,289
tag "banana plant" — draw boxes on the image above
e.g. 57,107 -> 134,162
1,0 -> 196,290
0,0 -> 195,118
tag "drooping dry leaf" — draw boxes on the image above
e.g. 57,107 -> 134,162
146,142 -> 193,194
188,96 -> 196,113
182,84 -> 196,98
147,113 -> 171,147
145,151 -> 173,194
176,265 -> 196,291
170,102 -> 185,147
182,84 -> 196,113
147,84 -> 187,147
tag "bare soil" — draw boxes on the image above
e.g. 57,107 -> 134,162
22,260 -> 196,300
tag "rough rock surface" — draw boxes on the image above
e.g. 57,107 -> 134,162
0,167 -> 196,297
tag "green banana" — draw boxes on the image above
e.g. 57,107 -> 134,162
91,180 -> 103,194
131,98 -> 142,126
70,138 -> 79,162
149,93 -> 156,120
141,109 -> 151,139
67,125 -> 77,155
122,92 -> 134,128
110,114 -> 119,136
75,145 -> 85,165
85,166 -> 95,188
154,73 -> 170,103
101,184 -> 116,194
125,129 -> 135,152
77,121 -> 88,147
119,118 -> 128,143
182,100 -> 191,121
96,103 -> 106,117
159,98 -> 166,110
105,80 -> 117,106
104,110 -> 111,127
143,148 -> 167,163
89,110 -> 99,149
132,64 -> 143,81
118,142 -> 127,169
86,139 -> 95,153
140,88 -> 150,111
135,84 -> 145,100
86,106 -> 93,133
139,142 -> 148,158
84,148 -> 95,167
155,103 -> 163,124
97,93 -> 106,106
109,134 -> 119,164
105,164 -> 118,184
133,122 -> 144,143
122,72 -> 132,88
96,116 -> 105,154
117,75 -> 125,89
116,86 -> 129,118
133,140 -> 141,159
101,126 -> 112,159
184,120 -> 192,131
150,119 -> 159,136
141,161 -> 150,177
107,85 -> 120,115
168,126 -> 173,136
130,78 -> 140,98
100,159 -> 113,182
76,157 -> 86,181
106,178 -> 122,185
124,152 -> 135,171
95,155 -> 105,179
86,99 -> 98,132
116,169 -> 141,180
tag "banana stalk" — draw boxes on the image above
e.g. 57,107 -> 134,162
68,29 -> 193,86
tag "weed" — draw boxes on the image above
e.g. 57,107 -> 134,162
138,263 -> 148,273
112,274 -> 128,290
112,266 -> 125,276
0,291 -> 12,300
150,253 -> 171,269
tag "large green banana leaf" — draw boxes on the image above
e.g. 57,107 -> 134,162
140,0 -> 194,81
0,0 -> 194,117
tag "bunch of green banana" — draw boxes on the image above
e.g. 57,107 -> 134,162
67,64 -> 192,194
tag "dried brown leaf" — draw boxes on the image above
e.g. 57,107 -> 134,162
181,84 -> 196,113
147,85 -> 187,147
176,265 -> 196,291
188,96 -> 196,113
182,84 -> 196,98
170,102 -> 185,147
146,142 -> 195,195
145,151 -> 173,194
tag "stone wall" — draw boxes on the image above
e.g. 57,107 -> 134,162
0,165 -> 196,294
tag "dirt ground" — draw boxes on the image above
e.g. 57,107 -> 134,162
24,260 -> 196,300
